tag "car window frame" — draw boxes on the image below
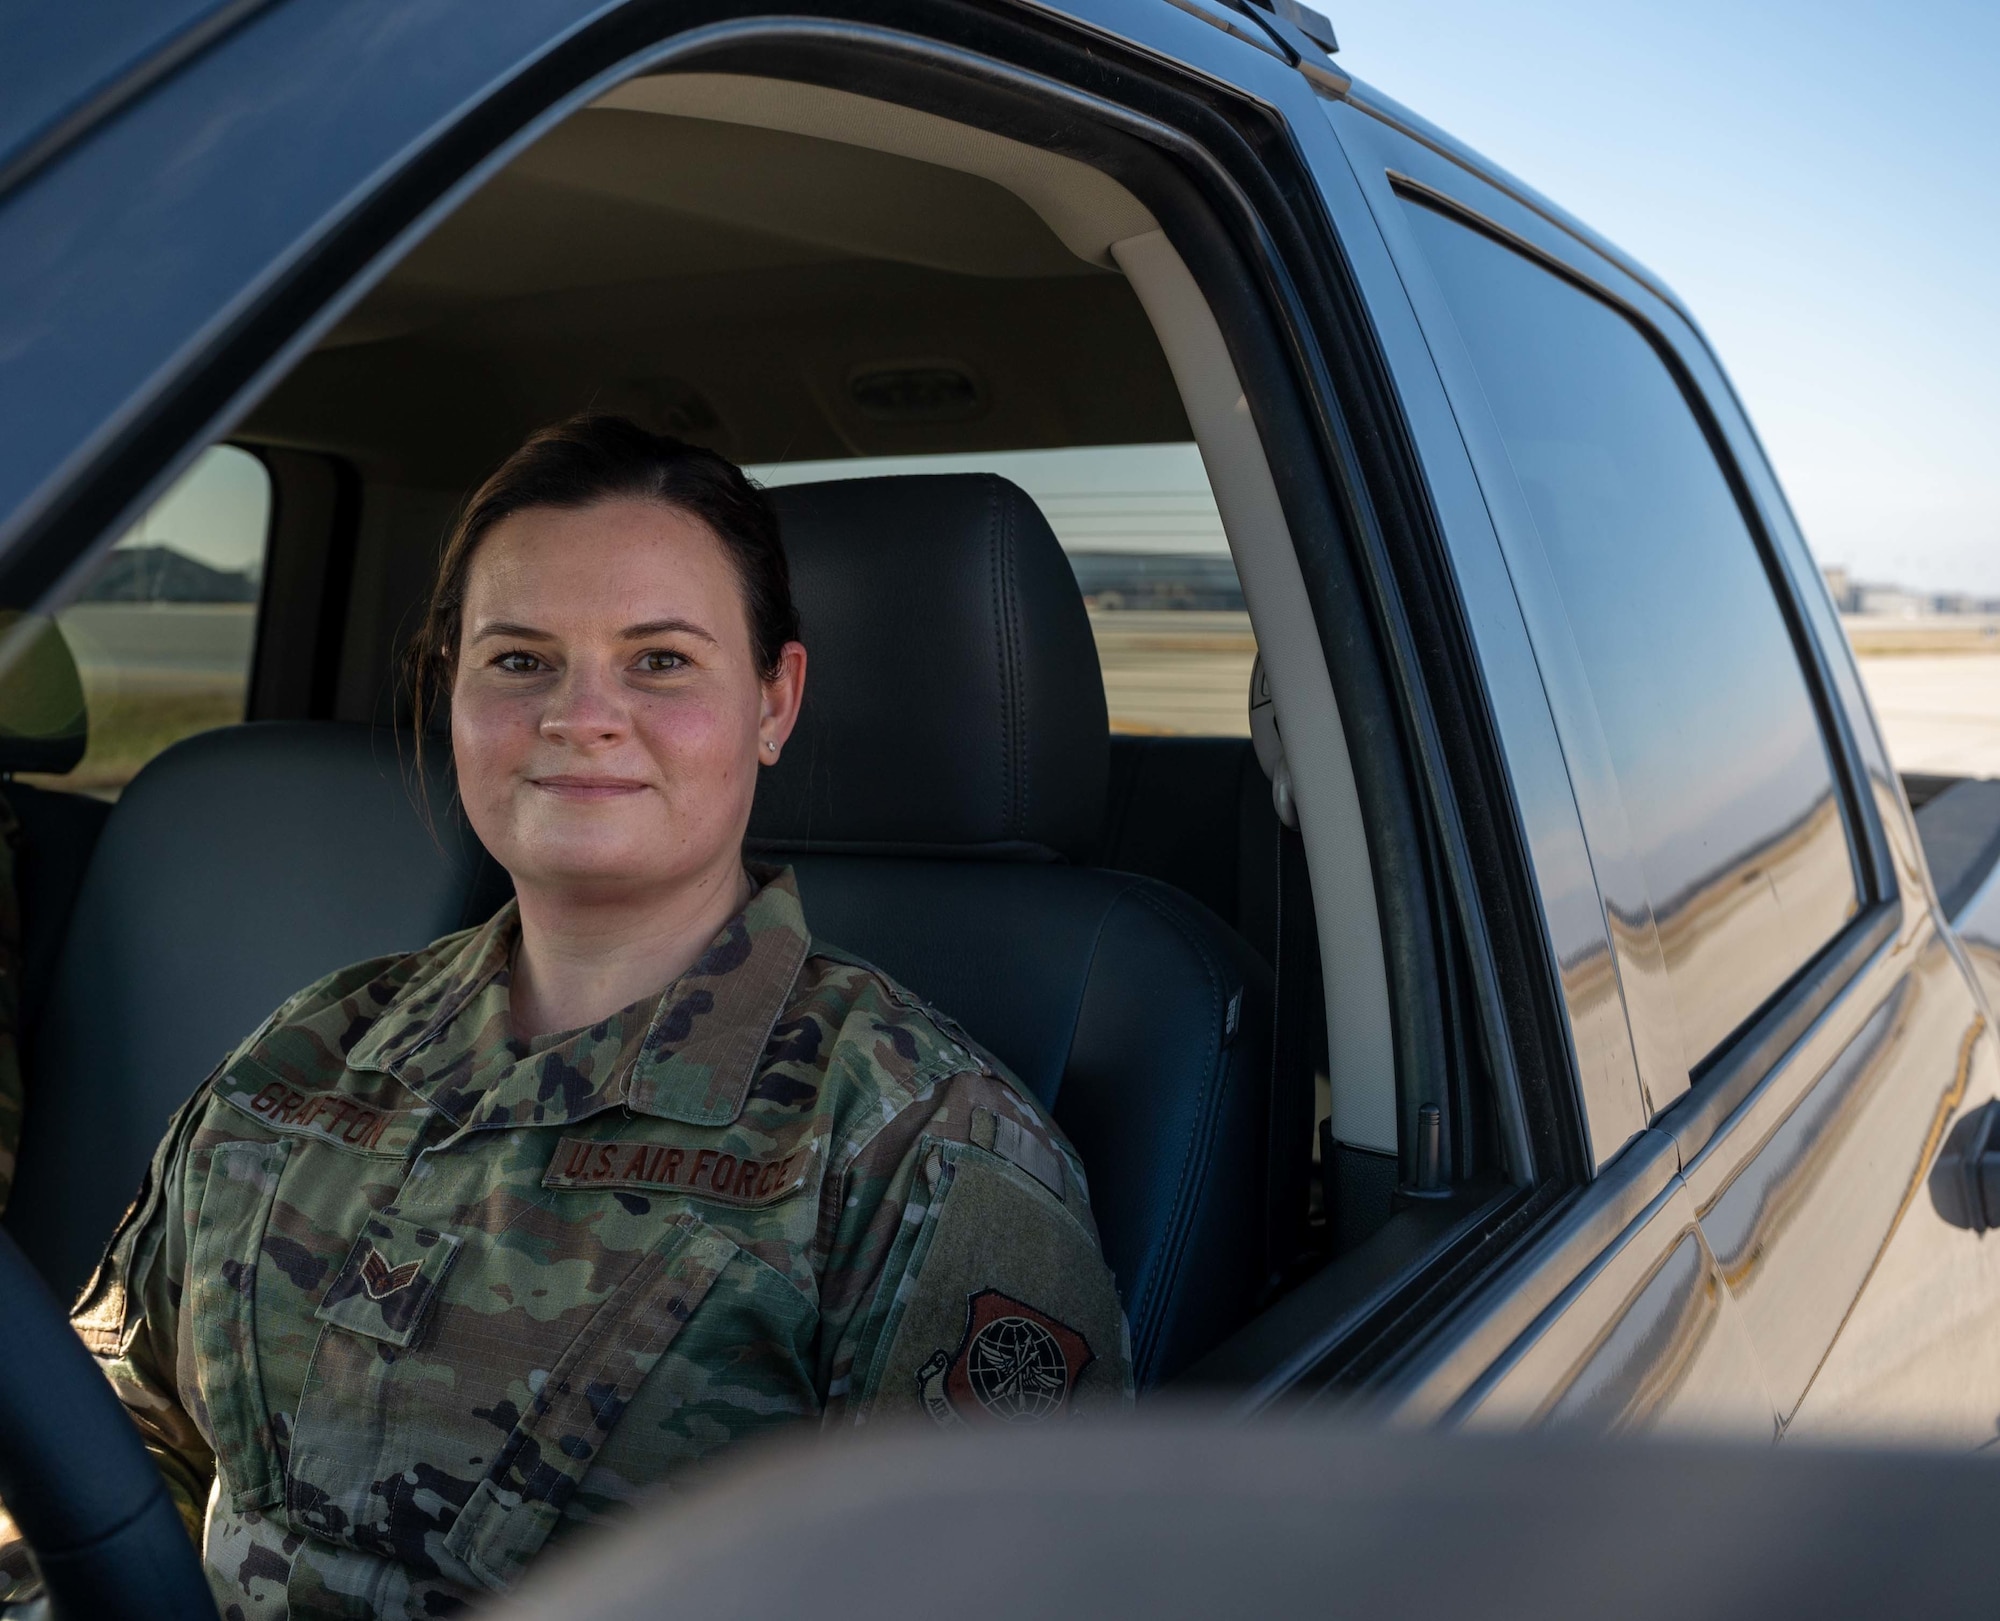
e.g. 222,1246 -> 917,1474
1327,96 -> 1901,1167
28,439 -> 278,797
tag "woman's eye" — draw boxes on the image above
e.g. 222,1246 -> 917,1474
494,651 -> 546,674
638,651 -> 687,674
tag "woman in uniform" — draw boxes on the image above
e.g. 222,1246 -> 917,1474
1,417 -> 1129,1618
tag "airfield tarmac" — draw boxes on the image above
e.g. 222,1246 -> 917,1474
1089,609 -> 2000,784
1847,654 -> 2000,779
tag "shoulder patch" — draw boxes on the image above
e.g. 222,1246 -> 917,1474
917,1288 -> 1095,1425
859,1139 -> 1130,1421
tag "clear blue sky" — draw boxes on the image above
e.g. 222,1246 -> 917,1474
1337,0 -> 2000,596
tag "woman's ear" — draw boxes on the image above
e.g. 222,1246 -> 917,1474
757,642 -> 808,765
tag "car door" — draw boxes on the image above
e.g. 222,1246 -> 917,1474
9,0 -> 1991,1441
0,0 -> 1746,1417
977,10 -> 1780,1427
1317,85 -> 2000,1440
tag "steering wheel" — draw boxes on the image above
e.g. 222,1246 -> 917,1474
0,1227 -> 214,1619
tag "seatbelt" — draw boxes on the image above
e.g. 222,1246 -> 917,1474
1265,820 -> 1323,1294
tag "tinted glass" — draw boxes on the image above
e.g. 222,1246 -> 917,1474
753,444 -> 1256,736
20,444 -> 271,796
1405,202 -> 1857,1066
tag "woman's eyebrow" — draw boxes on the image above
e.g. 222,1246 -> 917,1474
622,617 -> 718,645
467,617 -> 718,645
470,619 -> 554,642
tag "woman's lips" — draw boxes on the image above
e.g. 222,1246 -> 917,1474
528,775 -> 650,800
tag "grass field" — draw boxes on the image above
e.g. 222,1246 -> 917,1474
21,681 -> 245,796
16,603 -> 254,797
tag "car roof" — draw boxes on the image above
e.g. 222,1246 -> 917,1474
0,0 -> 275,195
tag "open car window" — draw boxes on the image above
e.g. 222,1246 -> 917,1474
0,19 -> 1529,1438
20,445 -> 271,797
752,443 -> 1254,737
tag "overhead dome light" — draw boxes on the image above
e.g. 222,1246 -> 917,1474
848,363 -> 984,423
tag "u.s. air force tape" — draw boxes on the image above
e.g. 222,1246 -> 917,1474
543,1136 -> 815,1207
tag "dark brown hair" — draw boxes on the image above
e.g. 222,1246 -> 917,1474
405,415 -> 800,748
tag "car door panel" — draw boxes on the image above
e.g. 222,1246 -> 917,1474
1263,69 -> 1648,1172
1390,1130 -> 1775,1432
1956,862 -> 2000,1016
1464,1191 -> 1774,1436
1252,77 -> 1746,1418
1728,934 -> 2000,1439
1321,85 -> 2000,1440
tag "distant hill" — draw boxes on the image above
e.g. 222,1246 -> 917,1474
81,545 -> 259,604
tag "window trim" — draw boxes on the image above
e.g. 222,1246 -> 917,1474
1383,170 -> 1898,1126
1391,176 -> 1892,916
243,443 -> 361,722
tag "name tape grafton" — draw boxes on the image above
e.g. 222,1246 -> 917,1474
226,1080 -> 411,1152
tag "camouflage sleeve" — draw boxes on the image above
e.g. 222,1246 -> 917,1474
0,1516 -> 35,1610
0,791 -> 23,1218
0,1084 -> 212,1606
71,1085 -> 216,1543
819,1067 -> 1132,1428
0,960 -> 375,1604
0,796 -> 27,1604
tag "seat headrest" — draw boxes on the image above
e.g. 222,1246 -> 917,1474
750,475 -> 1107,863
0,612 -> 86,777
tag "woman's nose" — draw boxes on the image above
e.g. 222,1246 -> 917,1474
538,661 -> 628,745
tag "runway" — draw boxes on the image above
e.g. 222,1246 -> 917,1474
1853,654 -> 2000,780
1091,608 -> 2000,786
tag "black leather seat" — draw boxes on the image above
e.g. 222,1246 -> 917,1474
758,475 -> 1273,1385
0,614 -> 111,1066
6,723 -> 507,1298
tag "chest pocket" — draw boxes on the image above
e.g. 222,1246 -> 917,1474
285,1210 -> 739,1593
183,1137 -> 294,1511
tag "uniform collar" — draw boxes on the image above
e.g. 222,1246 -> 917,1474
350,865 -> 812,1131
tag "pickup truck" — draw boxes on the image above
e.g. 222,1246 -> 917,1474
3,0 -> 2000,1613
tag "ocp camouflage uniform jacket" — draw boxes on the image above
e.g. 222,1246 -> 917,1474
0,791 -> 24,1216
5,866 -> 1129,1618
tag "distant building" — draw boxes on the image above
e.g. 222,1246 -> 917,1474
1830,568 -> 2000,621
1929,592 -> 2000,616
1066,552 -> 1245,612
1855,585 -> 1930,619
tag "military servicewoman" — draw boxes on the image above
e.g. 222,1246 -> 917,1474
0,418 -> 1130,1617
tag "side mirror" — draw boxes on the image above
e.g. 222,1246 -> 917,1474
1928,1099 -> 2000,1231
